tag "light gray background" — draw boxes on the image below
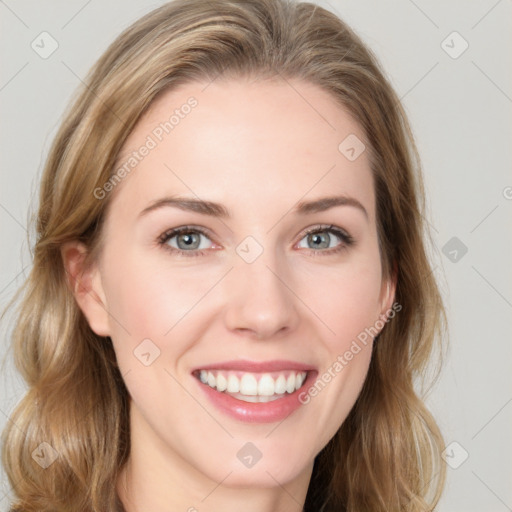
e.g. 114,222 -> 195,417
1,1 -> 511,510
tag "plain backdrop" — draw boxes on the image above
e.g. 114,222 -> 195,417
1,1 -> 511,510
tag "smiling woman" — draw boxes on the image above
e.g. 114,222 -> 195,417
1,0 -> 447,511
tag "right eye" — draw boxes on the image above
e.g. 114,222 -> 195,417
158,226 -> 217,257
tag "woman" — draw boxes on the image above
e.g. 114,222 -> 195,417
1,0 -> 447,510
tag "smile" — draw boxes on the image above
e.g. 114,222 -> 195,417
193,369 -> 309,402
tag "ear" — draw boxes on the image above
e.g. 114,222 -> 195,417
61,241 -> 111,337
378,260 -> 398,320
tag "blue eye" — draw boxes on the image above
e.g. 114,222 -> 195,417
297,225 -> 354,255
158,226 -> 214,257
158,224 -> 354,257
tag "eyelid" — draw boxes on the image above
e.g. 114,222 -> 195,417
294,224 -> 354,253
157,224 -> 354,257
299,224 -> 353,243
157,225 -> 218,257
157,225 -> 215,245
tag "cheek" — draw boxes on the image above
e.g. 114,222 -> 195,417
295,251 -> 384,347
102,249 -> 210,334
295,256 -> 382,436
100,247 -> 224,376
102,231 -> 384,366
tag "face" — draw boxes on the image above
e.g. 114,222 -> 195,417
67,77 -> 395,496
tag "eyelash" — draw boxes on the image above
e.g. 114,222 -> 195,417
157,224 -> 354,258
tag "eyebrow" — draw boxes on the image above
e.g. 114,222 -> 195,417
138,195 -> 368,220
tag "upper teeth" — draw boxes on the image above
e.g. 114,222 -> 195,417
197,370 -> 308,396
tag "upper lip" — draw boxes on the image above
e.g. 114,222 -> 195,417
192,359 -> 316,373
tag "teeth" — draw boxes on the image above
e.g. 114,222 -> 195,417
197,370 -> 308,397
258,374 -> 275,396
227,393 -> 285,403
216,373 -> 227,392
240,373 -> 258,395
274,374 -> 287,394
286,373 -> 296,393
227,374 -> 240,393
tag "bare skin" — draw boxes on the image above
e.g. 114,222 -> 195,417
63,77 -> 395,512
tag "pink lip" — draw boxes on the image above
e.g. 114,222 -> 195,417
193,369 -> 318,423
191,359 -> 316,373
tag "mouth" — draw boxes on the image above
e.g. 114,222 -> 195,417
191,367 -> 315,403
191,360 -> 319,423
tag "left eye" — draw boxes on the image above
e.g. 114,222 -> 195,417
296,225 -> 353,253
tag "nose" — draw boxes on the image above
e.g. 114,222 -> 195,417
223,252 -> 300,340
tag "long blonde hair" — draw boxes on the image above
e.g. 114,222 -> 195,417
2,0 -> 447,510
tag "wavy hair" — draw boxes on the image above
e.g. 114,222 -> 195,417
1,0 -> 447,510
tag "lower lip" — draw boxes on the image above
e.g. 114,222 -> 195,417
193,371 -> 318,424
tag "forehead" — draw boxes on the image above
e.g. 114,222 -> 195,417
106,77 -> 375,225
